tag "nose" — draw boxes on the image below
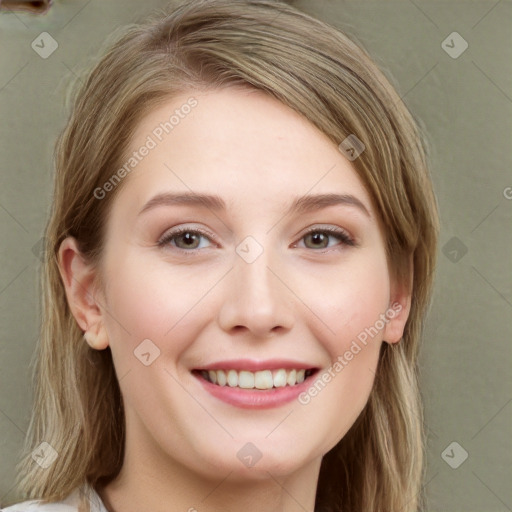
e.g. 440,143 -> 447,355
217,243 -> 295,338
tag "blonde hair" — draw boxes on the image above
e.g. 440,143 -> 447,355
11,1 -> 439,511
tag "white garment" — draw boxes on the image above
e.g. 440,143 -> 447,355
1,483 -> 108,512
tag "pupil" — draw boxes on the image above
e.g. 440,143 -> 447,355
311,233 -> 326,247
183,233 -> 196,246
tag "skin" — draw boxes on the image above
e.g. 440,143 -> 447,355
58,87 -> 411,512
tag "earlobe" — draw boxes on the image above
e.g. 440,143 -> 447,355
382,297 -> 411,344
83,330 -> 110,351
383,259 -> 413,345
58,236 -> 109,350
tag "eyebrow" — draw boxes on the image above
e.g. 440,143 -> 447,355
137,191 -> 371,218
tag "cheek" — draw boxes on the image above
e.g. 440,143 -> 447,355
101,254 -> 197,367
307,252 -> 391,359
296,263 -> 390,449
305,255 -> 390,441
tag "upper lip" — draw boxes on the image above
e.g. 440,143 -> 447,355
194,359 -> 319,372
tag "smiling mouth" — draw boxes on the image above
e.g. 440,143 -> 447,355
192,368 -> 318,390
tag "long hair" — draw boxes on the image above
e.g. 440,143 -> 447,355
11,1 -> 439,510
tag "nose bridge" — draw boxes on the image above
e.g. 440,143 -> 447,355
237,239 -> 277,301
218,235 -> 294,336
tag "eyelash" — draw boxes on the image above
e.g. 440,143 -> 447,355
157,225 -> 356,255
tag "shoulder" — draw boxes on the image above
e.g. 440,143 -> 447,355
1,499 -> 77,511
1,500 -> 38,512
2,487 -> 82,512
1,484 -> 106,512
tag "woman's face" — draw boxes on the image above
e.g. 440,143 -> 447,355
71,87 -> 410,482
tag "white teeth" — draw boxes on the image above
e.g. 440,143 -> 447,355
273,369 -> 287,387
201,368 -> 312,389
227,369 -> 238,387
238,370 -> 255,389
286,369 -> 297,386
254,370 -> 273,389
216,370 -> 227,386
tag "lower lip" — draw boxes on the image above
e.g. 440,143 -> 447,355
192,371 -> 317,409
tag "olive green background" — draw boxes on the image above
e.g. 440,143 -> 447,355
1,1 -> 511,510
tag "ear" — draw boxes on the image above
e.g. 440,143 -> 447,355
382,255 -> 413,345
57,236 -> 109,350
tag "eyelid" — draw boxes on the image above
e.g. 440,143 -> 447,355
158,225 -> 218,247
158,223 -> 357,256
293,225 -> 356,248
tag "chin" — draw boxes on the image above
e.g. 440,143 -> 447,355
206,442 -> 314,480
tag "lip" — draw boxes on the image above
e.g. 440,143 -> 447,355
194,358 -> 318,372
191,364 -> 320,410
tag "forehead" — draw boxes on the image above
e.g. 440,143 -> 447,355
116,87 -> 374,219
